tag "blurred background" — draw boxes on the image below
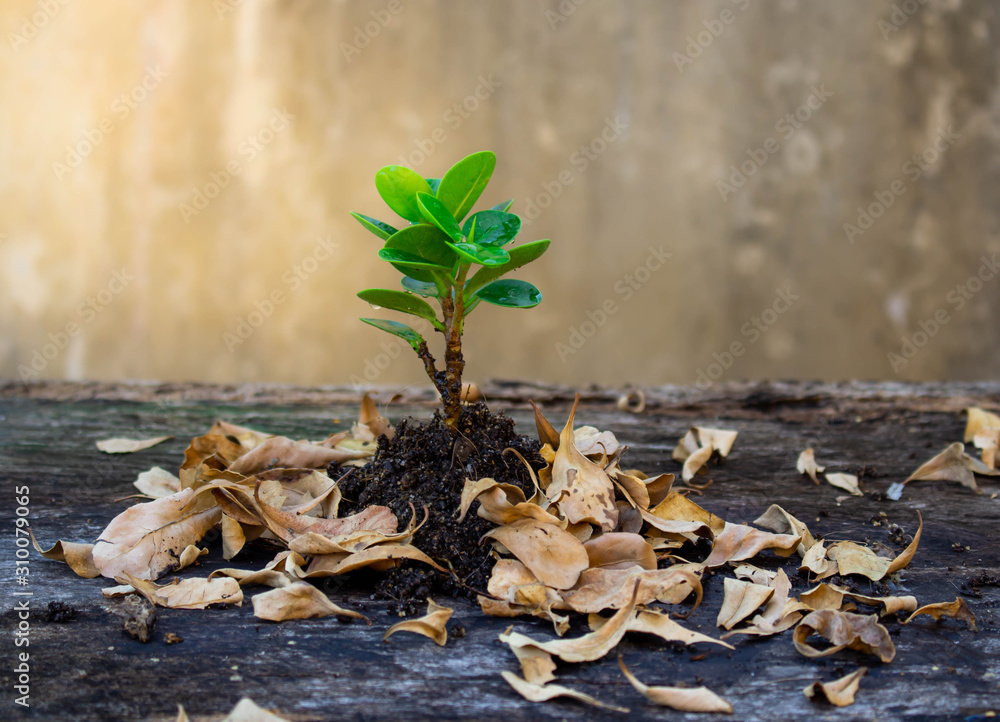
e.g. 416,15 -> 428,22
1,0 -> 998,391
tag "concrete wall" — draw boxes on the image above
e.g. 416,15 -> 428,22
2,0 -> 998,390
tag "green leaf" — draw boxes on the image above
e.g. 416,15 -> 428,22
359,318 -> 425,352
475,279 -> 541,308
382,224 -> 458,282
400,276 -> 439,297
436,151 -> 496,222
426,178 -> 441,193
446,242 -> 510,267
351,212 -> 398,241
416,192 -> 464,243
462,210 -> 520,247
491,199 -> 514,212
375,165 -> 433,223
464,239 -> 550,300
358,289 -> 442,327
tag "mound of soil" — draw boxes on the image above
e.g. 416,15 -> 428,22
335,402 -> 543,614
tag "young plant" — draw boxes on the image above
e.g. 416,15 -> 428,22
353,151 -> 550,431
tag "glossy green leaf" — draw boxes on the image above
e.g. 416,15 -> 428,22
462,210 -> 520,247
475,279 -> 541,308
490,199 -> 514,213
416,192 -> 464,243
426,178 -> 441,193
446,242 -> 510,267
382,224 -> 457,282
464,239 -> 551,300
359,318 -> 425,352
375,166 -> 433,223
436,151 -> 496,222
351,212 -> 398,241
358,289 -> 441,327
400,276 -> 439,297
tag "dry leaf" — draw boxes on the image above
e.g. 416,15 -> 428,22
681,445 -> 713,482
230,436 -> 368,475
618,656 -> 732,713
219,698 -> 291,721
574,426 -> 620,458
717,578 -> 774,630
558,566 -> 702,615
645,491 -> 725,537
800,541 -> 837,579
753,505 -> 816,555
96,435 -> 172,454
903,597 -> 977,631
251,582 -> 367,622
92,488 -> 221,581
303,543 -> 445,576
483,519 -> 589,590
589,610 -> 733,650
796,449 -> 825,484
722,569 -> 804,638
973,428 -> 999,470
702,523 -> 800,568
475,485 -> 565,528
617,390 -> 646,413
904,443 -> 981,492
793,610 -> 895,662
583,533 -> 657,571
799,583 -> 847,611
828,512 -> 922,580
844,591 -> 917,617
30,531 -> 101,578
133,467 -> 182,498
613,472 -> 651,509
825,473 -> 862,496
804,668 -> 867,707
530,399 -> 561,449
499,584 -> 639,663
964,406 -> 1000,442
254,482 -> 395,543
695,427 -> 738,457
123,574 -> 243,610
384,599 -> 454,646
545,395 -> 619,531
501,671 -> 628,713
174,704 -> 191,722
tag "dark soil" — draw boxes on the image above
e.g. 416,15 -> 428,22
335,402 -> 544,614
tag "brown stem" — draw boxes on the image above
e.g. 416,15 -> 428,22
439,288 -> 465,431
416,342 -> 447,399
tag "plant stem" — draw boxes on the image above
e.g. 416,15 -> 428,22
440,266 -> 469,431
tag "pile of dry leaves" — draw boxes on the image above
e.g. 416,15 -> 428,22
33,396 -> 991,718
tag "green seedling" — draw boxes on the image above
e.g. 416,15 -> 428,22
353,151 -> 550,431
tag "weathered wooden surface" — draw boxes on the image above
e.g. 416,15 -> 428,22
1,381 -> 998,721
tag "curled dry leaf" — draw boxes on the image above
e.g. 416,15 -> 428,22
973,428 -> 999,470
647,491 -> 725,536
845,591 -> 917,617
702,523 -> 800,568
681,445 -> 713,483
384,598 -> 454,646
92,488 -> 221,581
754,504 -> 816,555
828,512 -> 922,580
483,518 -> 589,590
618,656 -> 732,714
501,671 -> 628,713
800,541 -> 837,579
303,543 -> 445,576
617,389 -> 646,414
230,436 -> 369,476
799,583 -> 847,611
476,485 -> 565,528
530,399 -> 561,450
218,697 -> 292,722
133,466 -> 182,498
96,435 -> 172,454
695,427 -> 738,458
504,630 -> 557,684
903,442 -> 982,493
545,395 -> 618,531
123,574 -> 243,610
964,406 -> 1000,442
574,426 -> 621,458
796,448 -> 825,484
903,597 -> 977,631
356,391 -> 395,440
30,531 -> 100,578
716,578 -> 774,630
583,532 -> 657,571
793,610 -> 895,662
558,566 -> 702,615
254,481 -> 396,543
804,668 -> 867,707
499,584 -> 639,663
722,569 -> 804,638
825,473 -> 862,496
251,581 -> 368,622
589,610 -> 733,650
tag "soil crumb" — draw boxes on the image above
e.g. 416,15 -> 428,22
336,402 -> 543,614
106,595 -> 157,642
